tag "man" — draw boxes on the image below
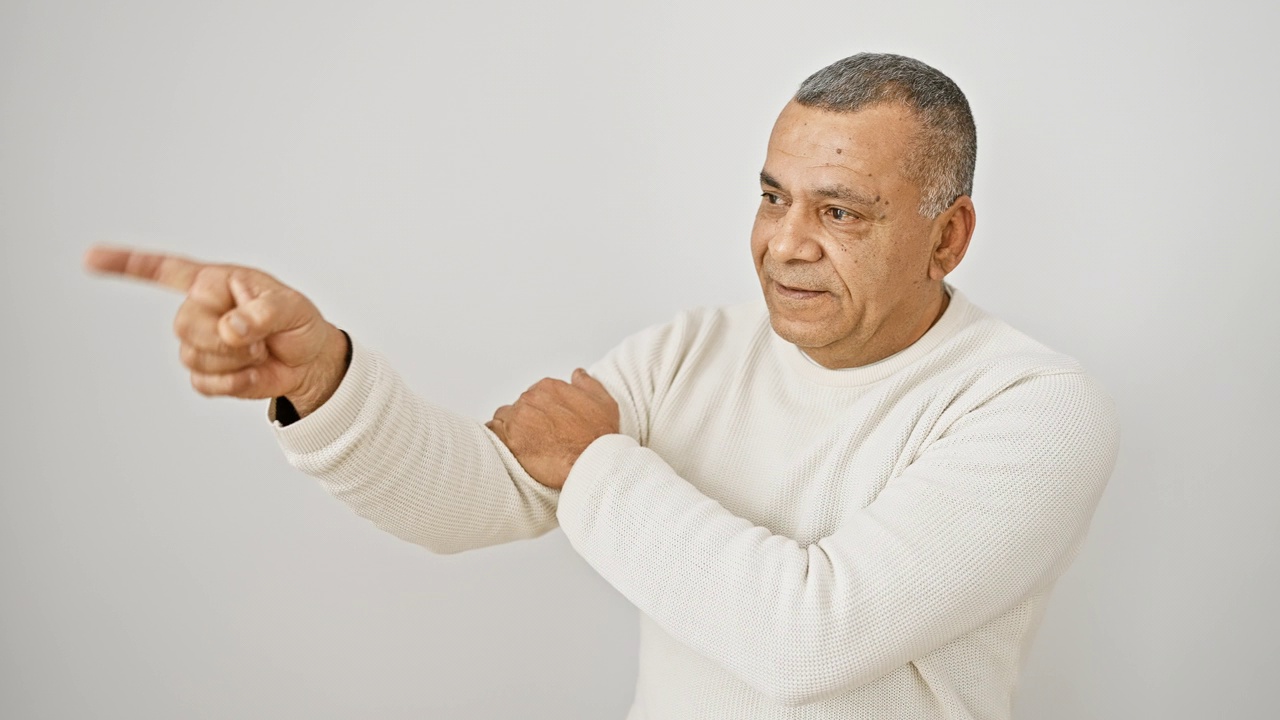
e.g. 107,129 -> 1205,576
85,53 -> 1119,719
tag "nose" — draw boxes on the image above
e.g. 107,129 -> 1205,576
766,205 -> 823,264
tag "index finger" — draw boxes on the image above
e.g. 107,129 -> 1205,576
83,245 -> 206,292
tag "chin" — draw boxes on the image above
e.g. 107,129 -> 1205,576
766,307 -> 840,349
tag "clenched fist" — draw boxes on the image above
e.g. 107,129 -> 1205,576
83,245 -> 349,418
486,369 -> 620,490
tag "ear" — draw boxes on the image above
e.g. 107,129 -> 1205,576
927,195 -> 976,280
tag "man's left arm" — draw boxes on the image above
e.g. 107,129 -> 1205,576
503,370 -> 1120,707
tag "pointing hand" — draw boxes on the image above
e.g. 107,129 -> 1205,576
83,245 -> 349,417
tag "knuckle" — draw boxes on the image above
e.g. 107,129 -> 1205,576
232,369 -> 255,395
260,290 -> 297,327
172,309 -> 189,339
236,305 -> 259,329
189,269 -> 215,297
276,286 -> 300,305
189,373 -> 213,396
262,288 -> 290,317
528,378 -> 559,396
179,344 -> 198,369
175,306 -> 221,348
194,265 -> 223,286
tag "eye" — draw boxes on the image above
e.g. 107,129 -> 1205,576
827,207 -> 856,222
761,191 -> 784,205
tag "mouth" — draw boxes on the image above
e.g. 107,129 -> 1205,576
773,280 -> 826,300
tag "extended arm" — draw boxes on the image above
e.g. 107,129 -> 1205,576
81,246 -> 563,554
554,371 -> 1120,705
272,336 -> 561,554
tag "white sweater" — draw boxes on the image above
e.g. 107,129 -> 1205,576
270,286 -> 1120,719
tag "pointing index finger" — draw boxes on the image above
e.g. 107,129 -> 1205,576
83,245 -> 206,293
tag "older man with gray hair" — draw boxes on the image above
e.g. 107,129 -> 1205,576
86,52 -> 1119,719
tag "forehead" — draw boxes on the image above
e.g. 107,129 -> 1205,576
764,101 -> 919,197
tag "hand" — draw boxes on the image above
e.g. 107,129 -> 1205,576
486,369 -> 620,490
83,245 -> 349,417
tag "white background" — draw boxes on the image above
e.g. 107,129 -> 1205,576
2,1 -> 1277,717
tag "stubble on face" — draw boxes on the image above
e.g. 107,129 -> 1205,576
750,100 -> 944,369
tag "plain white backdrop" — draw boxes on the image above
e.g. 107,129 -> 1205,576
2,1 -> 1277,717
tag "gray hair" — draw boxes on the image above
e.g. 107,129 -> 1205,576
795,53 -> 976,218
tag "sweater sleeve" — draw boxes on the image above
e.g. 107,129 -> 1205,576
582,310 -> 693,448
555,370 -> 1120,706
269,336 -> 561,554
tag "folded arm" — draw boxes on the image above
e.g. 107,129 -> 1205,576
555,371 -> 1120,705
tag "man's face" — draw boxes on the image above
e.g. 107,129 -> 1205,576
751,100 -> 945,368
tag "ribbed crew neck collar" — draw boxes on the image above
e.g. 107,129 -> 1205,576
772,283 -> 973,388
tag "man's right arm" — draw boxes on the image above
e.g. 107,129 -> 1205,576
269,334 -> 562,554
82,246 -> 560,554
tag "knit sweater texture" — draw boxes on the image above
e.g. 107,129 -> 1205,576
269,285 -> 1120,719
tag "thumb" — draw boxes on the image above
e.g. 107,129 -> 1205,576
571,368 -> 614,402
217,286 -> 314,346
228,271 -> 261,307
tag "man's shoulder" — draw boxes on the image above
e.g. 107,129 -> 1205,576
623,298 -> 769,352
944,289 -> 1077,365
931,289 -> 1113,409
687,298 -> 770,339
591,298 -> 766,376
668,298 -> 768,327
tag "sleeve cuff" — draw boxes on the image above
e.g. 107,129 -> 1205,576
557,433 -> 641,530
268,336 -> 382,456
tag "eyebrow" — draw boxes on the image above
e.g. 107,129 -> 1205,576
759,170 -> 878,207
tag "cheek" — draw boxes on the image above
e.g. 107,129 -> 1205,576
837,235 -> 926,298
749,216 -> 770,263
827,235 -> 890,285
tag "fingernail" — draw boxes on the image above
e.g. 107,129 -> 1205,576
229,313 -> 248,336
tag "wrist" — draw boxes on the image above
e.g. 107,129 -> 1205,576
285,324 -> 351,419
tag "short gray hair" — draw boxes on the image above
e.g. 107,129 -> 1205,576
795,53 -> 976,218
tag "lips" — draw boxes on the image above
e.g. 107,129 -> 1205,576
777,282 -> 820,292
773,280 -> 826,299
